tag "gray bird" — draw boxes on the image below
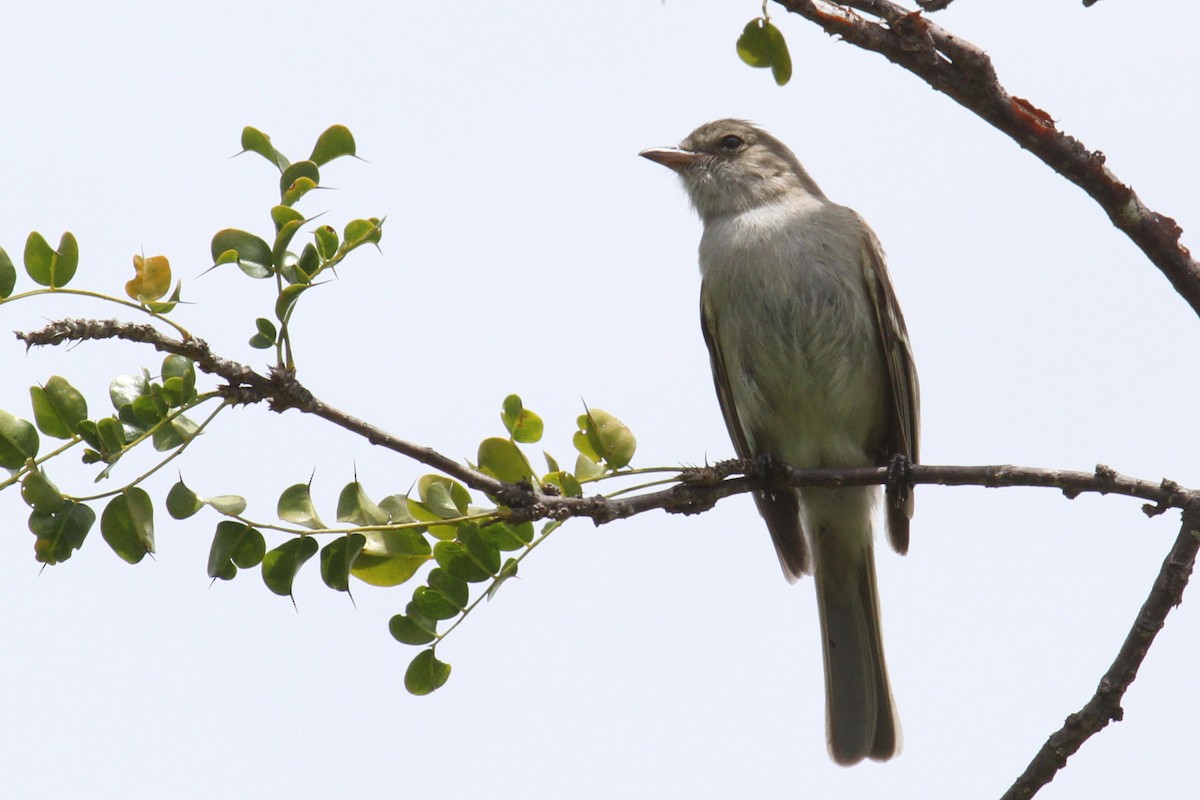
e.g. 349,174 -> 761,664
640,119 -> 919,766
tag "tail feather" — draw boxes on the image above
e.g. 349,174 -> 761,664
812,513 -> 899,765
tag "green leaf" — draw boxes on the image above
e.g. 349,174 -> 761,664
210,229 -> 273,278
0,246 -> 15,298
459,523 -> 501,576
76,419 -> 102,450
404,649 -> 451,695
166,479 -> 203,519
574,408 -> 636,469
160,356 -> 197,407
336,481 -> 390,526
100,488 -> 155,564
574,453 -> 604,481
207,521 -> 266,580
282,177 -> 317,207
277,482 -> 325,530
417,475 -> 471,516
351,528 -> 432,587
543,470 -> 583,498
23,231 -> 78,288
477,437 -> 536,484
29,501 -> 95,565
433,540 -> 491,583
500,394 -> 544,443
479,519 -> 534,552
205,494 -> 247,516
313,225 -> 338,260
274,283 -> 311,325
765,20 -> 793,86
240,126 -> 290,171
96,417 -> 128,454
143,280 -> 182,314
109,372 -> 149,412
20,469 -> 63,512
405,499 -> 456,541
413,585 -> 460,620
20,469 -> 65,513
487,558 -> 520,600
319,533 -> 367,592
389,614 -> 436,646
427,568 -> 469,610
0,409 -> 40,468
379,494 -> 418,524
310,124 -> 357,166
343,217 -> 383,248
271,218 -> 304,270
736,19 -> 773,67
293,243 -> 320,282
261,537 -> 319,596
249,317 -> 277,349
422,484 -> 461,520
129,394 -> 164,428
231,527 -> 267,568
736,18 -> 792,86
152,414 -> 199,452
271,204 -> 306,231
29,376 -> 87,439
280,160 -> 320,203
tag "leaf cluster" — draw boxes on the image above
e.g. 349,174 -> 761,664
1,128 -> 641,694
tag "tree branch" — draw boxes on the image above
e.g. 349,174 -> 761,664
1001,508 -> 1200,799
16,319 -> 1200,523
775,1 -> 1200,319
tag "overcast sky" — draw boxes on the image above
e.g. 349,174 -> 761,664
2,2 -> 1198,798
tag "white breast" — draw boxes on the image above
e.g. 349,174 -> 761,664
699,199 -> 888,469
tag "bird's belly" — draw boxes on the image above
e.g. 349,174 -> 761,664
718,277 -> 887,470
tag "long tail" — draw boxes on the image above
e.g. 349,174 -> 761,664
809,493 -> 899,766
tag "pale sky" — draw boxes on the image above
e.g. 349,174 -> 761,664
2,2 -> 1198,798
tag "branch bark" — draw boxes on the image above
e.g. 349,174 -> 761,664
776,0 -> 1200,319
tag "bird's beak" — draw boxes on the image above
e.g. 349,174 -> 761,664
639,147 -> 700,172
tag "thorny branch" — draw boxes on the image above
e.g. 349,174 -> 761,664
776,0 -> 1200,319
15,317 -> 1200,524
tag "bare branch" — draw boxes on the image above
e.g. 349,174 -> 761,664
1001,509 -> 1200,799
775,1 -> 1200,319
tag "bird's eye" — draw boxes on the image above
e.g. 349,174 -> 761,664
718,134 -> 744,152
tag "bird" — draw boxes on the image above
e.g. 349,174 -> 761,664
640,119 -> 919,765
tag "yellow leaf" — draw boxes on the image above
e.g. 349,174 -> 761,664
125,254 -> 172,301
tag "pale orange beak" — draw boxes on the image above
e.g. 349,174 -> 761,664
638,147 -> 700,172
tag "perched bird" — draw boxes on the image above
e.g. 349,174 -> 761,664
640,119 -> 919,765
